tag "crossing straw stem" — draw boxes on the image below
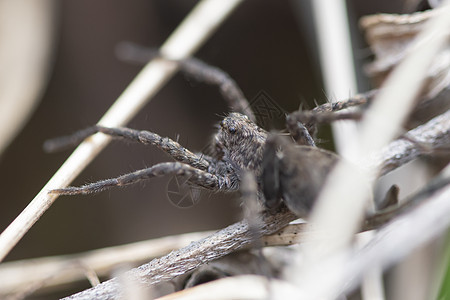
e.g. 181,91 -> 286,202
0,0 -> 243,262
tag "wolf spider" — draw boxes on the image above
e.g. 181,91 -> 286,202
45,46 -> 372,217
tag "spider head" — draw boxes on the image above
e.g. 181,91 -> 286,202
214,113 -> 267,173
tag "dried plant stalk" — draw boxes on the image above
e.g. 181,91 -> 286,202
0,0 -> 55,156
289,2 -> 450,298
0,0 -> 243,263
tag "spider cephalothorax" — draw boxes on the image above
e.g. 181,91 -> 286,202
214,113 -> 267,176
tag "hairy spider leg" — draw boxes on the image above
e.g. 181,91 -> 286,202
50,162 -> 232,195
44,125 -> 211,170
116,42 -> 256,122
178,57 -> 256,123
285,118 -> 316,146
287,89 -> 377,138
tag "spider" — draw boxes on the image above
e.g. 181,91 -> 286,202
45,48 -> 371,217
45,112 -> 265,195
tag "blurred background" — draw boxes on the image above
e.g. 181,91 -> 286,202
0,0 -> 442,298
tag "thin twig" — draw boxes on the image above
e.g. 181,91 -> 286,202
0,0 -> 243,263
310,0 -> 359,155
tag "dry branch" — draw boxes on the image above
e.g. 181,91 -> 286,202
62,109 -> 449,300
1,222 -> 318,298
376,109 -> 449,175
63,209 -> 297,300
0,231 -> 214,295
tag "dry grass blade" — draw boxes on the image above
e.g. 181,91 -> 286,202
288,1 -> 450,298
154,275 -> 300,300
0,0 -> 55,156
310,0 -> 359,156
0,0 -> 243,263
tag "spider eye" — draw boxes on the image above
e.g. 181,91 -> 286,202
228,127 -> 236,134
